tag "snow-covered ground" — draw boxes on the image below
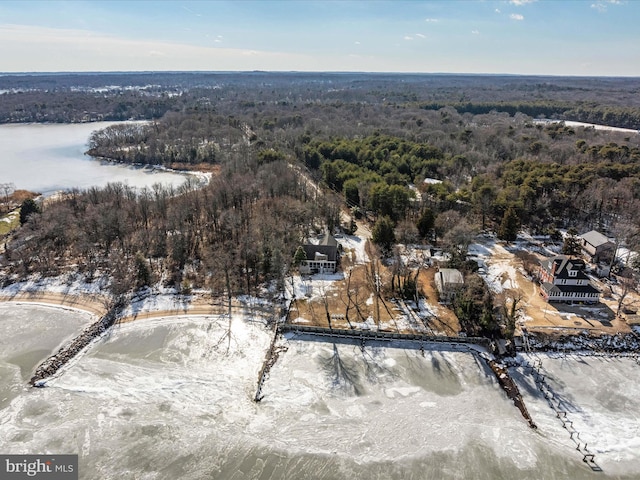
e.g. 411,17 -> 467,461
0,273 -> 109,297
468,240 -> 520,294
338,233 -> 369,264
534,119 -> 640,135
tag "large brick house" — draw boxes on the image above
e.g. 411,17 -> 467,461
539,255 -> 599,303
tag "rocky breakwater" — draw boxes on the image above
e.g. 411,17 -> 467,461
486,357 -> 537,429
525,330 -> 640,355
30,297 -> 126,386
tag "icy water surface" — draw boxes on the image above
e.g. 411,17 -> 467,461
1,304 -> 639,479
0,122 -> 189,195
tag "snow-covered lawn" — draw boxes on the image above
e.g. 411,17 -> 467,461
337,233 -> 368,264
0,274 -> 109,297
469,240 -> 520,294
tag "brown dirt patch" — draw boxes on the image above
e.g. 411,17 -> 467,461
288,260 -> 461,335
416,267 -> 460,335
288,263 -> 400,331
487,243 -> 632,336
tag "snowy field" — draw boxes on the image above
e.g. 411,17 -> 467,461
468,240 -> 520,294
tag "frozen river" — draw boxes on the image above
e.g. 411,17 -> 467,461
0,303 -> 639,479
0,122 -> 189,196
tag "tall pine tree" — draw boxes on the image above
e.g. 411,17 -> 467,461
497,207 -> 520,241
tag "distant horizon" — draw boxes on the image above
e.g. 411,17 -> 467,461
1,70 -> 640,79
1,1 -> 638,76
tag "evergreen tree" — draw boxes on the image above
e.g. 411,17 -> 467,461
562,228 -> 582,256
497,207 -> 520,241
293,246 -> 307,267
19,199 -> 40,225
135,252 -> 152,288
372,216 -> 396,252
416,208 -> 435,240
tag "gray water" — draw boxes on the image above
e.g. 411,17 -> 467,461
0,304 -> 638,479
0,122 -> 188,195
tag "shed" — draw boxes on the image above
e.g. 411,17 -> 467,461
435,268 -> 464,303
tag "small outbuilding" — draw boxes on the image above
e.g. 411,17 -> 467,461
579,230 -> 615,263
435,268 -> 464,303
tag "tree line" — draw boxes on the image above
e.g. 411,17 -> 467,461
2,150 -> 339,299
4,72 -> 640,338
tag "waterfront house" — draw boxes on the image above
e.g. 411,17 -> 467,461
298,233 -> 339,275
539,255 -> 600,303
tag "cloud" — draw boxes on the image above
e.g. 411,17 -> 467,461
354,41 -> 361,45
471,30 -> 480,35
424,18 -> 439,22
509,0 -> 536,4
182,6 -> 202,17
510,13 -> 525,20
404,35 -> 413,40
415,33 -> 426,39
495,8 -> 501,13
591,1 -> 622,11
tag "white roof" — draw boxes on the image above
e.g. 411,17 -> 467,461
438,268 -> 464,285
580,230 -> 613,248
423,178 -> 443,185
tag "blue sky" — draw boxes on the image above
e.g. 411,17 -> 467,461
0,0 -> 638,75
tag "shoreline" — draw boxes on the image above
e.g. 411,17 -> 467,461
0,290 -> 263,324
86,153 -> 215,187
2,288 -> 640,356
0,291 -> 108,317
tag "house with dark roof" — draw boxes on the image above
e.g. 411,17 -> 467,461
298,233 -> 339,275
539,255 -> 599,303
579,230 -> 615,263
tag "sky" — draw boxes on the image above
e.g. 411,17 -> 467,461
0,0 -> 638,76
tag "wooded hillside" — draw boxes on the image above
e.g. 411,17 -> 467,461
3,72 -> 640,302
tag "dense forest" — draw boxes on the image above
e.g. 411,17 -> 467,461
2,72 -> 640,128
3,154 -> 338,299
3,72 -> 640,336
